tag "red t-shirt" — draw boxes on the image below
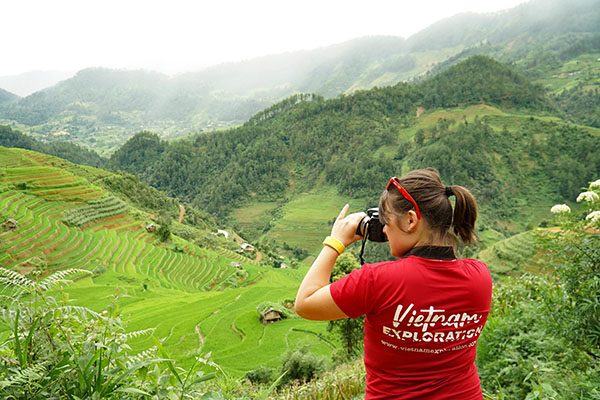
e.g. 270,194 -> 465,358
330,251 -> 492,399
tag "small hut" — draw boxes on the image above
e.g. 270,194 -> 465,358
259,308 -> 283,325
4,219 -> 17,230
146,223 -> 158,233
230,261 -> 243,269
240,243 -> 255,254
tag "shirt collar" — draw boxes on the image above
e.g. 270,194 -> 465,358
401,246 -> 456,260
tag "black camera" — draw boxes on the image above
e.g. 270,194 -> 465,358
356,208 -> 387,242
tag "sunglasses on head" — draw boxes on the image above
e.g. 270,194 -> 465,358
386,177 -> 421,220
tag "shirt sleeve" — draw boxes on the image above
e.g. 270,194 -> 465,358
330,265 -> 373,319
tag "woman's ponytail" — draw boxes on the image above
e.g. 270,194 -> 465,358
381,168 -> 479,247
449,185 -> 478,245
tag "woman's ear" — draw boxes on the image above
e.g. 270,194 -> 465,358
405,210 -> 420,232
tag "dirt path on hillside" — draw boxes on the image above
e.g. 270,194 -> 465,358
231,321 -> 246,341
255,250 -> 262,263
178,204 -> 185,223
195,323 -> 205,350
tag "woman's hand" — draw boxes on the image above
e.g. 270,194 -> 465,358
294,204 -> 365,321
330,204 -> 366,247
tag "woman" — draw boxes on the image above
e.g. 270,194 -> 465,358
295,168 -> 492,399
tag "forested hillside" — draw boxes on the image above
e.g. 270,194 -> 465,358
407,0 -> 599,53
3,53 -> 598,259
0,88 -> 19,107
109,56 -> 600,243
0,125 -> 106,167
1,0 -> 597,155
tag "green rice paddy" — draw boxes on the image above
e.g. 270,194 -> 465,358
0,146 -> 335,376
234,187 -> 366,257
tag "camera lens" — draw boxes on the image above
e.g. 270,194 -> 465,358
356,216 -> 370,237
356,208 -> 388,242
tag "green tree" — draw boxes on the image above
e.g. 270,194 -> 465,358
279,344 -> 326,385
157,214 -> 172,242
477,178 -> 600,399
538,181 -> 600,350
327,252 -> 364,361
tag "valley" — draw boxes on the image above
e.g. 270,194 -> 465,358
0,0 -> 599,397
0,147 -> 333,377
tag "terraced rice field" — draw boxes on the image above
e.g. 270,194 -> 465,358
246,187 -> 365,256
0,146 -> 334,375
478,230 -> 542,278
0,149 -> 244,291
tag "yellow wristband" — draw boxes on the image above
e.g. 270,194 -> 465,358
323,236 -> 345,255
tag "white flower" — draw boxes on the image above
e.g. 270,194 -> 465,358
590,179 -> 600,190
550,204 -> 571,214
576,191 -> 600,203
585,211 -> 600,224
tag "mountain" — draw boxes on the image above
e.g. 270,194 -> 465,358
0,70 -> 75,97
0,36 -> 413,156
418,55 -> 549,110
177,36 -> 409,98
0,125 -> 106,167
109,56 -> 600,258
0,88 -> 19,107
406,0 -> 600,53
1,0 -> 597,155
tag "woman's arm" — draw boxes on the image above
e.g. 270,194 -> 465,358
295,204 -> 365,321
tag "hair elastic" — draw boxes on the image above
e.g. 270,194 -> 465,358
445,186 -> 454,197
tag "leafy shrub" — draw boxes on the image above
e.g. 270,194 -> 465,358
235,269 -> 248,279
539,179 -> 600,350
477,177 -> 600,399
282,242 -> 309,261
539,234 -> 600,350
327,253 -> 364,362
279,344 -> 326,386
477,274 -> 595,399
196,233 -> 222,249
173,225 -> 197,241
269,359 -> 365,400
245,366 -> 274,385
156,214 -> 172,242
92,264 -> 107,277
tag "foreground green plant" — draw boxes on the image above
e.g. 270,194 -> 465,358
477,178 -> 600,399
0,268 -> 216,399
269,359 -> 365,400
204,359 -> 365,400
542,180 -> 600,350
327,252 -> 364,363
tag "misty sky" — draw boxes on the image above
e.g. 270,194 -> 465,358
2,0 -> 530,76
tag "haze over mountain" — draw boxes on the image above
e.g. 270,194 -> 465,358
0,88 -> 19,107
0,70 -> 76,97
0,0 -> 598,157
